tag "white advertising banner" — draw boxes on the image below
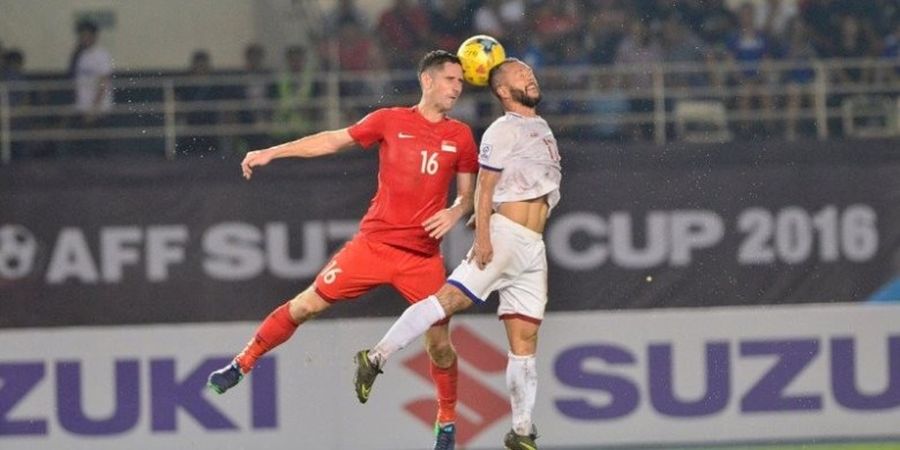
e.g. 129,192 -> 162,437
1,303 -> 899,449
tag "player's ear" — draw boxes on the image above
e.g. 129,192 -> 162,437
419,70 -> 433,89
496,84 -> 510,100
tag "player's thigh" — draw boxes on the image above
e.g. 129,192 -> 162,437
446,229 -> 518,304
314,237 -> 391,302
393,252 -> 456,325
391,251 -> 446,303
497,267 -> 547,324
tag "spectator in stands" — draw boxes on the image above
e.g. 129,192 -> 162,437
634,0 -> 678,22
376,0 -> 431,71
1,50 -> 27,107
496,0 -> 528,37
545,34 -> 589,132
532,2 -> 583,65
660,14 -> 707,88
516,34 -> 549,70
473,0 -> 507,39
67,20 -> 114,157
800,0 -> 841,57
273,45 -> 317,141
757,0 -> 798,44
725,2 -> 774,135
677,0 -> 736,45
880,21 -> 900,82
533,2 -> 581,39
869,0 -> 900,38
325,21 -> 384,108
583,0 -> 627,65
2,49 -> 29,159
324,0 -> 369,35
614,19 -> 662,140
323,20 -> 383,75
832,15 -> 877,85
177,50 -> 220,156
429,0 -> 477,51
780,18 -> 819,140
588,72 -> 630,140
71,20 -> 114,122
235,43 -> 271,154
242,44 -> 269,117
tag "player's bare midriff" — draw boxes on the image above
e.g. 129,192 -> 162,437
496,196 -> 550,234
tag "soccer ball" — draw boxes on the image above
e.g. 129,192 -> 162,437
456,35 -> 506,87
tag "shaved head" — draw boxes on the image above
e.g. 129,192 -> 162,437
488,58 -> 518,97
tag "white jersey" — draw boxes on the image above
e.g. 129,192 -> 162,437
75,46 -> 114,113
478,112 -> 561,213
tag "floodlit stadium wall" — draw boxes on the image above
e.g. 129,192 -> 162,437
0,304 -> 898,449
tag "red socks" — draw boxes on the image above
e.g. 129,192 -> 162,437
234,302 -> 299,373
430,358 -> 458,424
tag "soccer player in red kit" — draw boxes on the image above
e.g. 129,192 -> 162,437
208,50 -> 477,450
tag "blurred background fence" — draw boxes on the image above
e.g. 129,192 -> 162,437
2,58 -> 899,163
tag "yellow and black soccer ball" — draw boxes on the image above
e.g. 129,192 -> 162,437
456,35 -> 506,87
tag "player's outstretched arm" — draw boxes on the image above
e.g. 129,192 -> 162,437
240,128 -> 355,180
470,169 -> 501,269
422,171 -> 476,239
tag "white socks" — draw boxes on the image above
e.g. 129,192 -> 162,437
507,353 -> 537,436
369,295 -> 446,366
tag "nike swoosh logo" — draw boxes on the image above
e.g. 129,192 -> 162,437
360,385 -> 370,398
398,133 -> 415,139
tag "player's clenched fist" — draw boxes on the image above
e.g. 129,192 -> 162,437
241,150 -> 274,180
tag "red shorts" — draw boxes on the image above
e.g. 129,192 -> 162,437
314,235 -> 448,322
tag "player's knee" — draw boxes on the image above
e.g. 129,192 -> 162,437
435,284 -> 474,313
288,287 -> 330,322
509,329 -> 539,356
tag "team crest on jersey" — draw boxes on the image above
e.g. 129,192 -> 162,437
479,144 -> 492,159
440,140 -> 457,152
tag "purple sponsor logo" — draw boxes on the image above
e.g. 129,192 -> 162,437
554,336 -> 900,420
0,356 -> 276,436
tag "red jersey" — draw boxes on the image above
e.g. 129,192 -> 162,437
347,107 -> 478,255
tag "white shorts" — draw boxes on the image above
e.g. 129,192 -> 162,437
448,214 -> 548,323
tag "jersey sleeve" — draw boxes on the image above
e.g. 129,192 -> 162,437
457,125 -> 479,173
347,108 -> 388,149
478,120 -> 515,171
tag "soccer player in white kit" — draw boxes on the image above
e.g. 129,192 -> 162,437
354,58 -> 560,450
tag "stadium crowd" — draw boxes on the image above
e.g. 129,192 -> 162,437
1,0 -> 899,158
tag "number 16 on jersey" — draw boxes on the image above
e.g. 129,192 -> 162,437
420,151 -> 439,175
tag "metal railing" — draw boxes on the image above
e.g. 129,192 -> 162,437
1,57 -> 898,164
